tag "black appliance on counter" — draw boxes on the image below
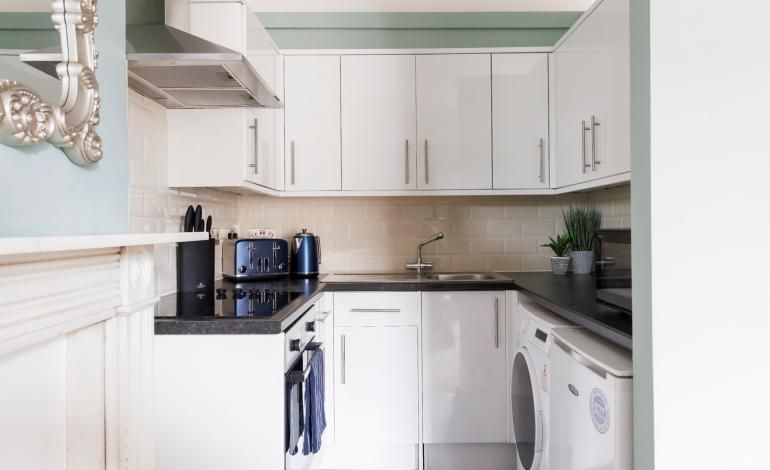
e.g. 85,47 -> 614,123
595,228 -> 632,313
223,239 -> 289,280
177,239 -> 215,292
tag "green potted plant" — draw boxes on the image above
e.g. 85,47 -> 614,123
563,206 -> 602,274
541,234 -> 571,275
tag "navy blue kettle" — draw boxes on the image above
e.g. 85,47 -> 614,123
290,229 -> 321,277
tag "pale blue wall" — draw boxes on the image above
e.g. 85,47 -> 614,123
0,2 -> 129,237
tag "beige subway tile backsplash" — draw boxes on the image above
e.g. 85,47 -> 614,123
235,188 -> 631,274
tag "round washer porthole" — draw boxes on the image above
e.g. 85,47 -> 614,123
512,348 -> 542,470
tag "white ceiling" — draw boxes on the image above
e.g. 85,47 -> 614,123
248,0 -> 594,12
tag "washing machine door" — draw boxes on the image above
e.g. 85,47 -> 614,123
512,346 -> 544,470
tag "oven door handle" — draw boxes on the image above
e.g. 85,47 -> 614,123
286,342 -> 323,383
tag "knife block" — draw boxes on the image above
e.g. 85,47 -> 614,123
176,239 -> 215,292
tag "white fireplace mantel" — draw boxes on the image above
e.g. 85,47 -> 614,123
0,232 -> 206,470
0,232 -> 206,257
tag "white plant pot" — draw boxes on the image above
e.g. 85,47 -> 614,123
550,256 -> 570,275
570,250 -> 594,274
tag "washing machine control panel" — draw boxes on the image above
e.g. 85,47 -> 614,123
524,318 -> 553,354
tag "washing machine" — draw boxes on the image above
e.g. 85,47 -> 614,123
549,327 -> 633,470
511,299 -> 575,470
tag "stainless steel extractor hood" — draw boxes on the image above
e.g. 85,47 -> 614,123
21,24 -> 282,109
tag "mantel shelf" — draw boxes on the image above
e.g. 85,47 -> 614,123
0,232 -> 208,257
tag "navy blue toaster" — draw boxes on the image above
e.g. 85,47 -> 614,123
223,239 -> 289,280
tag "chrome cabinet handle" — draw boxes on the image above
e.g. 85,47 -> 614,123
248,118 -> 259,175
290,140 -> 296,185
405,139 -> 410,184
494,297 -> 500,348
590,115 -> 601,171
538,137 -> 545,183
349,308 -> 401,313
340,334 -> 347,385
581,120 -> 591,174
424,139 -> 429,184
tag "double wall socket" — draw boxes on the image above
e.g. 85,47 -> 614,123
248,228 -> 276,239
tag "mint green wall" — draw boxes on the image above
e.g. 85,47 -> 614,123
630,0 -> 653,468
257,12 -> 581,49
0,13 -> 58,50
0,2 -> 129,236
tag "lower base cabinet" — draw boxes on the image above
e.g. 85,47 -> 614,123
422,291 -> 508,443
333,326 -> 419,445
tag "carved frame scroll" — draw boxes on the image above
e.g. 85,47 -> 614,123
0,0 -> 102,165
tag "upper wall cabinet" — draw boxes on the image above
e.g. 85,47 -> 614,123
416,54 -> 493,190
167,108 -> 281,192
341,55 -> 417,191
284,55 -> 342,191
492,54 -> 550,189
551,0 -> 630,188
165,0 -> 280,97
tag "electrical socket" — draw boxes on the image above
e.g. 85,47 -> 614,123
249,228 -> 276,239
211,228 -> 234,241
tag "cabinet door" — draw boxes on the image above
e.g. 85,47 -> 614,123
492,54 -> 550,189
416,54 -> 492,190
422,291 -> 507,443
341,55 -> 417,190
168,108 -> 245,188
284,55 -> 342,191
243,109 -> 271,188
553,51 -> 603,187
334,326 -> 419,444
553,0 -> 630,188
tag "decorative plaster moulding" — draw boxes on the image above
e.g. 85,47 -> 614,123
0,0 -> 102,165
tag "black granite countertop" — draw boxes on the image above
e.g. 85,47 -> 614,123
501,272 -> 632,350
156,272 -> 632,350
154,277 -> 325,335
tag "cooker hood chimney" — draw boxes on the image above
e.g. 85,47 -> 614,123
21,24 -> 282,110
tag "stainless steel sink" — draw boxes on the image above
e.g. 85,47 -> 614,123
322,272 -> 509,283
424,272 -> 508,282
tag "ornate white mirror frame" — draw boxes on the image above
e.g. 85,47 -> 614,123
0,0 -> 102,165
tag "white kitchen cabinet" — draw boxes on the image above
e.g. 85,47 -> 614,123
333,326 -> 419,445
284,55 -> 342,191
166,0 -> 280,96
421,291 -> 508,443
416,54 -> 492,190
551,0 -> 630,188
331,292 -> 419,446
167,107 -> 281,192
341,55 -> 417,191
492,54 -> 550,189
